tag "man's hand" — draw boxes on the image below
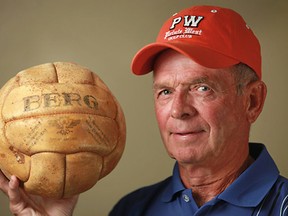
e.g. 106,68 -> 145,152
0,171 -> 79,216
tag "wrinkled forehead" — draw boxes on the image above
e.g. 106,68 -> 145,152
152,50 -> 236,90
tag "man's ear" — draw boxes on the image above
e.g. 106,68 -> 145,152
245,81 -> 267,123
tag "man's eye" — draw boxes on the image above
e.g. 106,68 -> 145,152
157,89 -> 172,97
160,89 -> 171,95
197,86 -> 211,92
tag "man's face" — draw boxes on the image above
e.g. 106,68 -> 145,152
153,50 -> 251,166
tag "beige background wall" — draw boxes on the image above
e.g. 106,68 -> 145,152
0,0 -> 287,215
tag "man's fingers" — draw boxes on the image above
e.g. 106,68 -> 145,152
8,175 -> 22,204
1,173 -> 26,214
0,170 -> 9,194
8,175 -> 27,213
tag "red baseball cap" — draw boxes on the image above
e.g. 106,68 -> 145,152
131,5 -> 261,79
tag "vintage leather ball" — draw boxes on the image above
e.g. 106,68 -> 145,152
0,62 -> 126,198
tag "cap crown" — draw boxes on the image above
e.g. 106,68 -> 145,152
131,5 -> 261,79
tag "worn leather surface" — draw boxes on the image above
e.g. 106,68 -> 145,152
0,62 -> 126,198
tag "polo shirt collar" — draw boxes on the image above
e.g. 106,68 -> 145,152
218,143 -> 279,207
161,161 -> 185,202
161,143 -> 279,207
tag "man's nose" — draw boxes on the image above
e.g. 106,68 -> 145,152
170,90 -> 197,119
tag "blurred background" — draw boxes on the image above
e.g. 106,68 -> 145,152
0,0 -> 287,215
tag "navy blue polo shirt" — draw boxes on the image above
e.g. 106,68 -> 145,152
109,143 -> 288,216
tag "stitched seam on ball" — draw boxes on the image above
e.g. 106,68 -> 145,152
112,97 -> 123,151
52,63 -> 59,83
0,78 -> 20,126
99,156 -> 105,178
1,125 -> 32,181
4,111 -> 115,124
62,155 -> 67,198
31,151 -> 99,154
91,72 -> 114,93
113,97 -> 118,121
90,71 -> 95,84
111,100 -> 120,152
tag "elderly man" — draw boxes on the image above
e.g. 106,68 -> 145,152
1,5 -> 288,216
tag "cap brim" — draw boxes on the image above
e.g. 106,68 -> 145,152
131,41 -> 240,75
